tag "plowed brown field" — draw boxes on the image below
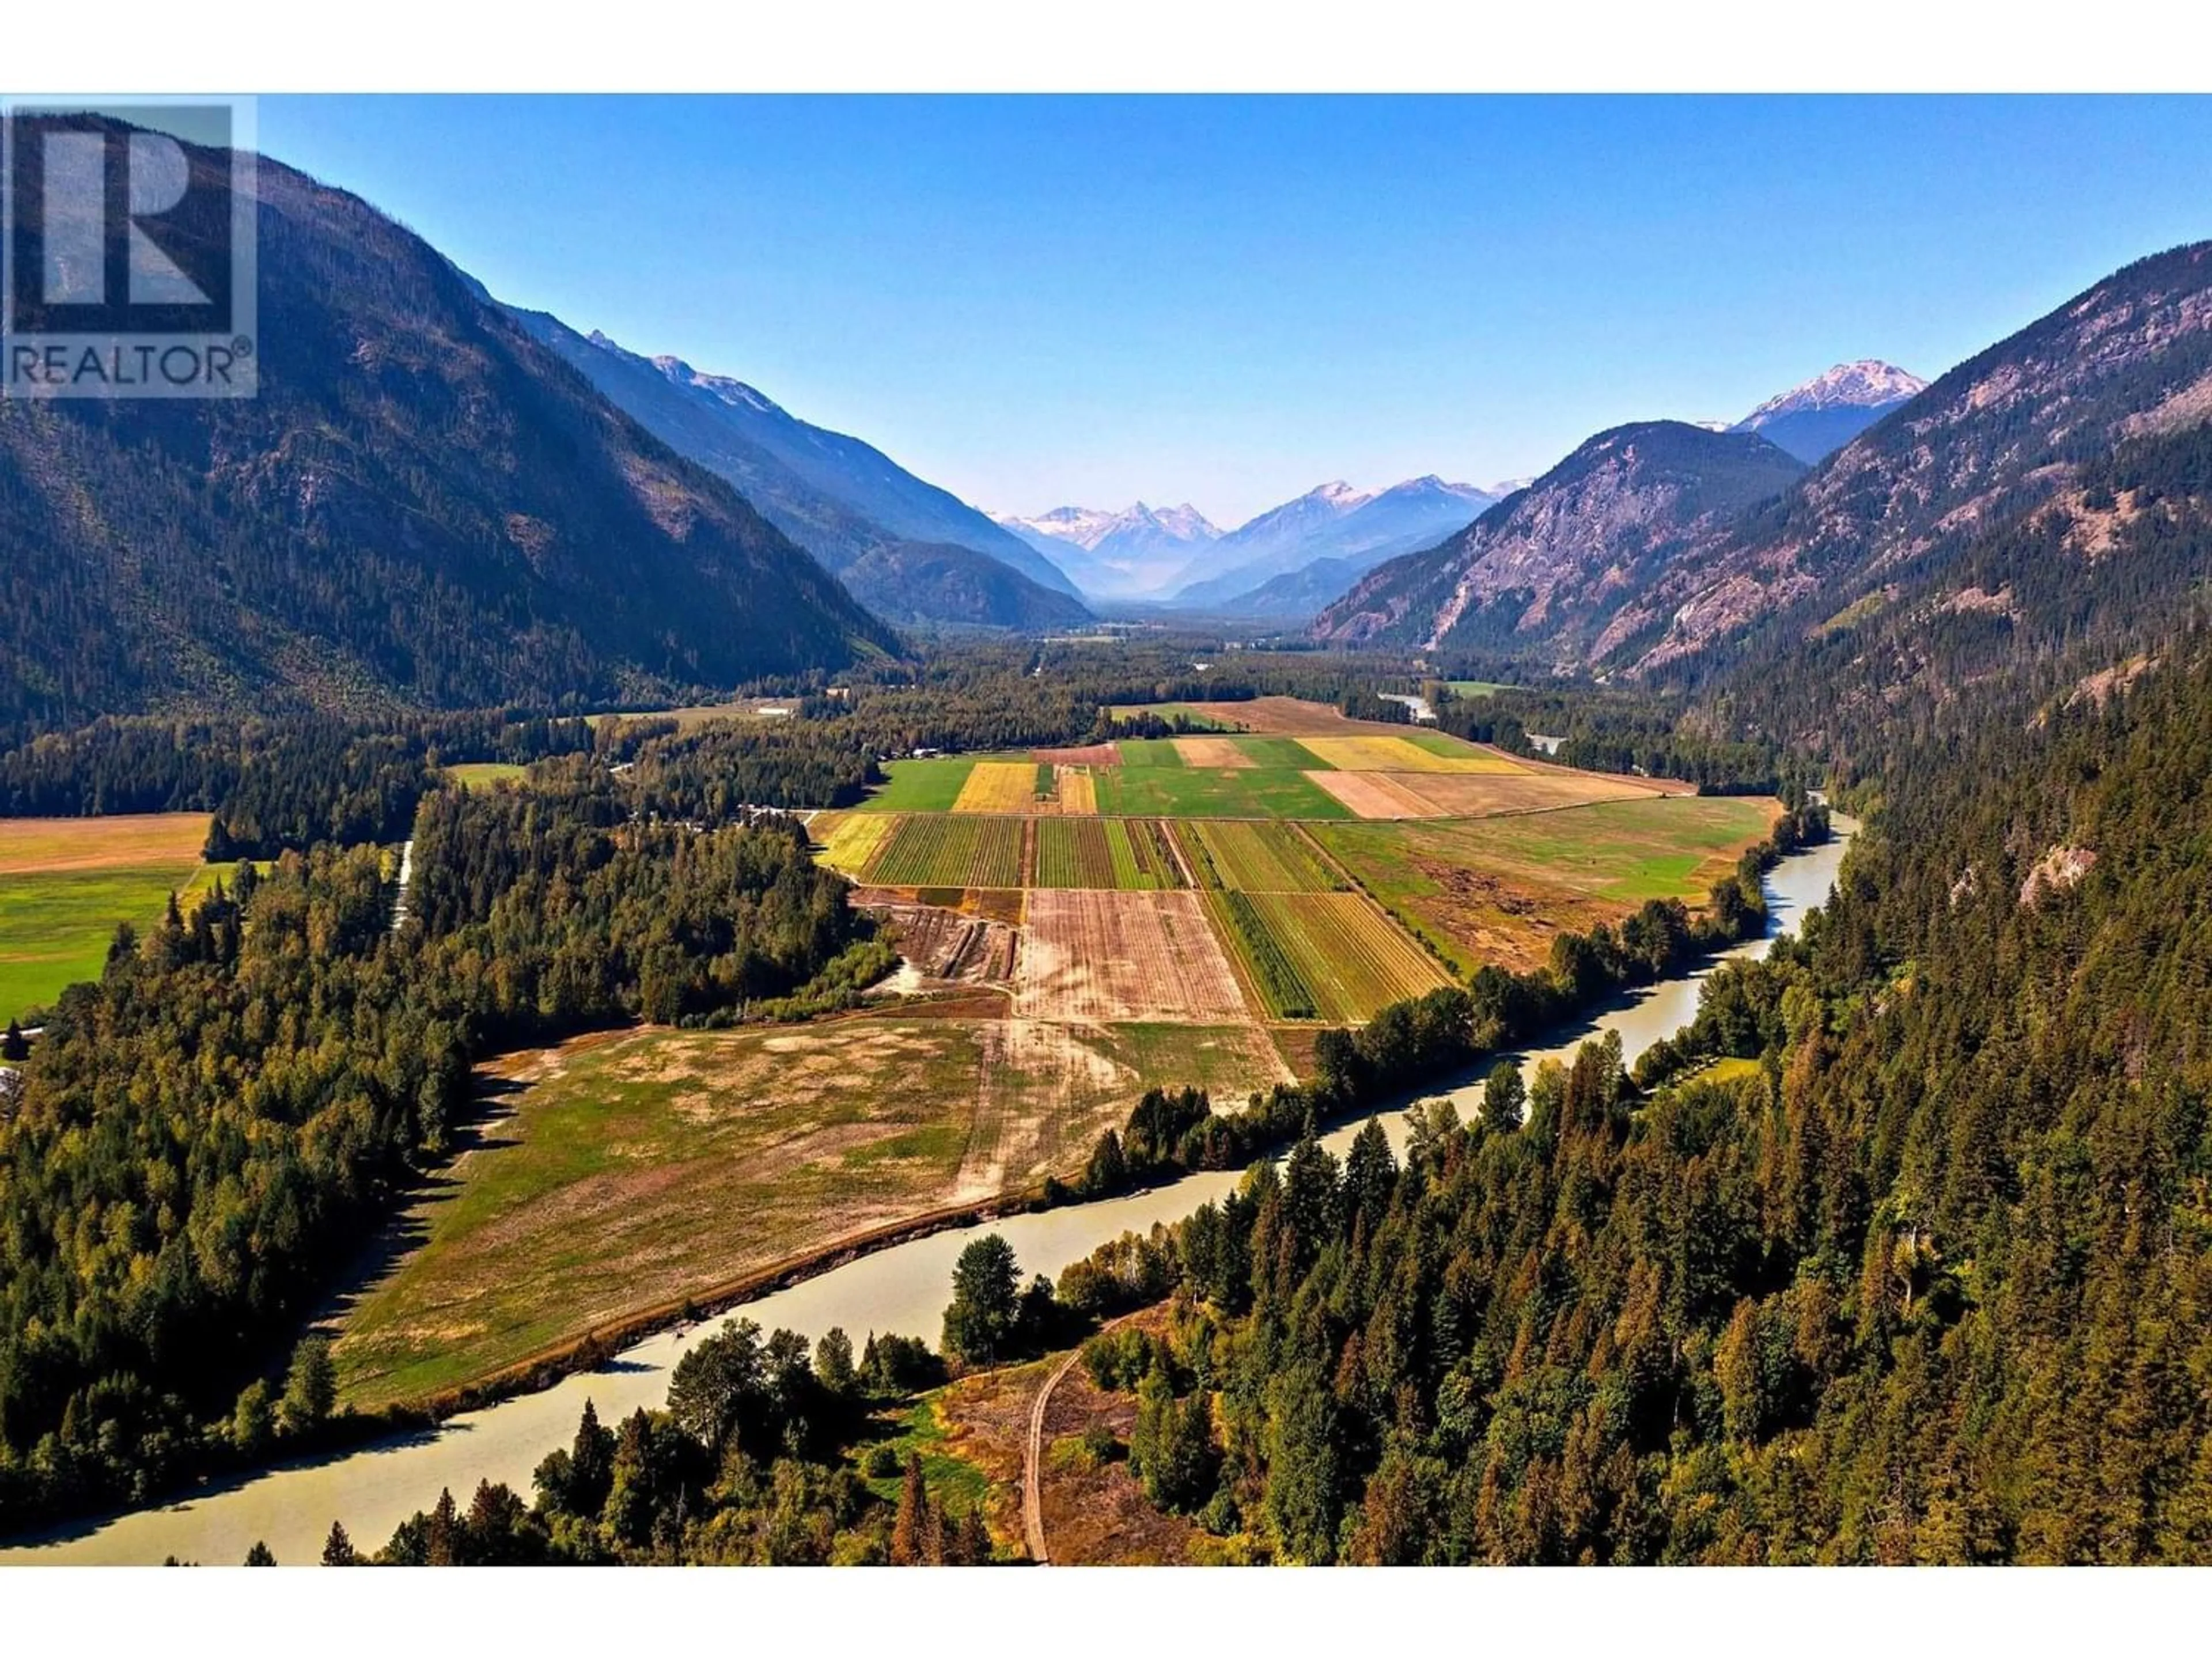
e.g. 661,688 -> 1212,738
1014,889 -> 1253,1022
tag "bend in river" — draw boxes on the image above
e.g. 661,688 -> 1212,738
2,820 -> 1853,1566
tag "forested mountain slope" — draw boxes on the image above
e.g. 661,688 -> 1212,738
1315,245 -> 2212,677
0,125 -> 898,743
1702,412 -> 2212,782
1613,241 -> 2212,674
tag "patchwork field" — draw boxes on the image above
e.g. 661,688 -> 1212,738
0,814 -> 215,1019
868,815 -> 1027,888
1206,889 -> 1451,1021
1031,817 -> 1190,889
1014,889 -> 1252,1022
858,752 -> 1028,814
1306,770 -> 1445,819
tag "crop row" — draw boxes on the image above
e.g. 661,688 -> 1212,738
1107,819 -> 1186,889
868,815 -> 1025,887
1033,819 -> 1117,888
1241,892 -> 1448,1022
1208,889 -> 1320,1020
1177,820 -> 1344,892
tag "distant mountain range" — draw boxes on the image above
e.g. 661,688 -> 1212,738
509,313 -> 1089,630
993,502 -> 1224,599
996,476 -> 1504,611
1175,476 -> 1500,612
1317,252 -> 2212,699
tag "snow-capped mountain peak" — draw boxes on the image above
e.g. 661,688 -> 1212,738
1737,359 -> 1927,427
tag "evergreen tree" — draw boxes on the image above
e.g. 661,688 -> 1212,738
941,1234 -> 1022,1366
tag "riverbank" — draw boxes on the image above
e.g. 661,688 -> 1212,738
0,822 -> 1852,1566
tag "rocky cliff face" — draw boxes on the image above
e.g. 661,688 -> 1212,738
1313,422 -> 1805,659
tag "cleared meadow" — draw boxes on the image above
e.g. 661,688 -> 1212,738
0,814 -> 215,1018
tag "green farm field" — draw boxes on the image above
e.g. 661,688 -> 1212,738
1175,819 -> 1345,892
1094,753 -> 1351,820
444,760 -> 528,790
0,814 -> 215,1020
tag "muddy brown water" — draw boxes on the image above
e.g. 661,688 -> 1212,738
2,822 -> 1851,1566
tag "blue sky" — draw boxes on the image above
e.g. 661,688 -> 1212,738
264,96 -> 2212,525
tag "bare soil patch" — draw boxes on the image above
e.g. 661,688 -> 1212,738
1014,889 -> 1252,1022
1306,769 -> 1444,819
1032,743 -> 1120,767
1171,736 -> 1256,769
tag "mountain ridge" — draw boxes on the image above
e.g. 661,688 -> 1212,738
0,126 -> 899,737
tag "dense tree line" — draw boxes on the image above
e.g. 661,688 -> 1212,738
1428,681 -> 1791,797
0,790 -> 873,1531
0,711 -> 597,854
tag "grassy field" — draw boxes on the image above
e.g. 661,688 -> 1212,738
1442,680 -> 1510,698
333,1013 -> 1300,1408
332,1020 -> 993,1408
1094,758 -> 1351,820
0,815 -> 214,1020
1314,795 -> 1778,976
444,761 -> 528,791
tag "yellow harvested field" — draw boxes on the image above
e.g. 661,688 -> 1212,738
0,813 -> 214,875
1057,767 -> 1099,814
1171,737 -> 1256,770
1305,770 -> 1444,819
1387,769 -> 1664,817
1295,736 -> 1528,774
953,761 -> 1045,814
810,812 -> 894,877
1015,889 -> 1253,1022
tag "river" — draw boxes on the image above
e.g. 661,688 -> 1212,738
2,819 -> 1852,1565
